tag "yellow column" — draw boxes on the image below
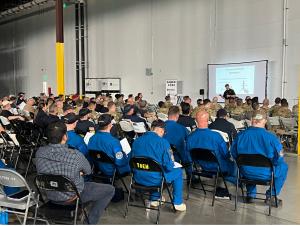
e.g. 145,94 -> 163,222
56,42 -> 65,95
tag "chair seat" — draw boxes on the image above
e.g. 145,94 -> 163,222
132,182 -> 161,192
0,194 -> 36,210
240,178 -> 271,186
192,170 -> 228,178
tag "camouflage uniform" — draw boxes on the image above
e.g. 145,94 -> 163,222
164,100 -> 173,109
274,107 -> 292,118
269,104 -> 281,117
260,106 -> 270,116
242,103 -> 252,113
224,103 -> 236,115
231,106 -> 245,117
292,104 -> 298,117
191,105 -> 205,118
158,107 -> 169,115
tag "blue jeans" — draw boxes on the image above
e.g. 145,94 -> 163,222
150,168 -> 183,205
80,182 -> 115,224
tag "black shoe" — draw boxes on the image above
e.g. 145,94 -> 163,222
215,187 -> 231,200
245,196 -> 255,204
265,197 -> 282,207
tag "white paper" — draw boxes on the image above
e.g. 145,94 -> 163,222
84,132 -> 94,145
120,138 -> 131,155
8,133 -> 20,146
174,162 -> 182,168
18,101 -> 26,111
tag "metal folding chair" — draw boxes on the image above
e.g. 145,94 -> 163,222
234,154 -> 278,215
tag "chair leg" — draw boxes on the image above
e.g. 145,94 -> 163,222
268,178 -> 273,216
165,183 -> 176,212
273,174 -> 278,208
124,178 -> 133,218
33,195 -> 39,225
25,148 -> 34,178
186,173 -> 193,200
212,172 -> 219,207
235,171 -> 239,211
156,182 -> 164,224
199,177 -> 206,195
74,198 -> 79,225
221,173 -> 231,200
120,177 -> 129,193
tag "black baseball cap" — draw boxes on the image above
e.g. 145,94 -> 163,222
216,109 -> 228,118
98,114 -> 112,127
63,104 -> 74,112
79,108 -> 91,117
62,113 -> 80,124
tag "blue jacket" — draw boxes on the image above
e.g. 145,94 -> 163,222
67,130 -> 89,157
163,120 -> 190,163
187,128 -> 233,174
132,131 -> 174,186
231,127 -> 287,180
88,131 -> 130,176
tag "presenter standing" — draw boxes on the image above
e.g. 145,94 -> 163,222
222,84 -> 236,100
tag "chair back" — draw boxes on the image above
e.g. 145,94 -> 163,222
236,154 -> 273,168
130,157 -> 163,173
190,148 -> 218,163
157,113 -> 168,122
132,122 -> 147,133
119,120 -> 134,132
268,116 -> 280,126
227,118 -> 245,130
0,169 -> 29,189
89,150 -> 114,164
35,174 -> 78,193
279,117 -> 297,131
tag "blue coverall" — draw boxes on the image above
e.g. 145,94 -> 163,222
132,131 -> 183,205
186,128 -> 236,184
67,130 -> 89,157
231,127 -> 288,198
88,131 -> 130,176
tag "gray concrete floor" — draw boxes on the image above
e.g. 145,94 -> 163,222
100,155 -> 300,224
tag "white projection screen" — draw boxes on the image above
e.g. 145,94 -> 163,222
208,60 -> 268,102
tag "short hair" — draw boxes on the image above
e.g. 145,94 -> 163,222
49,103 -> 57,113
151,119 -> 165,130
158,101 -> 165,108
203,99 -> 211,105
128,94 -> 133,99
281,98 -> 288,107
252,102 -> 259,110
183,96 -> 190,101
46,121 -> 67,144
168,106 -> 180,117
275,97 -> 281,104
107,101 -> 115,109
134,96 -> 139,101
165,95 -> 171,101
197,99 -> 203,106
180,102 -> 190,115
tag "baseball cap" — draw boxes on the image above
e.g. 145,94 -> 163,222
79,108 -> 91,117
62,113 -> 80,124
216,109 -> 228,118
123,104 -> 134,114
2,100 -> 11,107
98,114 -> 112,127
252,110 -> 267,120
63,104 -> 74,112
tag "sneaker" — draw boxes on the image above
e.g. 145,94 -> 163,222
265,197 -> 282,207
245,196 -> 255,204
215,187 -> 231,200
150,196 -> 166,207
174,203 -> 187,212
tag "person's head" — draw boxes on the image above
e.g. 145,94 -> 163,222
151,120 -> 165,137
49,103 -> 58,115
88,102 -> 96,111
2,100 -> 11,110
195,110 -> 209,128
197,99 -> 203,107
58,94 -> 64,101
275,97 -> 281,105
158,101 -> 165,108
212,97 -> 218,103
79,108 -> 91,120
180,102 -> 191,115
165,95 -> 171,102
168,106 -> 180,121
63,104 -> 75,115
123,104 -> 135,116
107,101 -> 116,113
183,96 -> 191,104
245,96 -> 251,102
115,94 -> 121,100
263,98 -> 269,107
63,113 -> 80,131
98,114 -> 113,132
203,99 -> 211,108
27,98 -> 35,106
55,100 -> 64,109
251,109 -> 267,128
228,97 -> 235,104
139,100 -> 147,109
46,121 -> 67,144
281,98 -> 289,107
127,94 -> 134,105
225,84 -> 230,90
246,98 -> 252,106
216,109 -> 228,119
137,93 -> 143,99
38,102 -> 47,112
236,98 -> 243,106
252,102 -> 260,111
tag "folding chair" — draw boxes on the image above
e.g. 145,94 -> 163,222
157,113 -> 168,122
34,174 -> 89,225
132,122 -> 147,134
0,168 -> 41,225
0,131 -> 21,169
278,117 -> 298,152
234,154 -> 278,215
124,157 -> 175,224
89,150 -> 129,193
170,145 -> 191,169
187,148 -> 230,206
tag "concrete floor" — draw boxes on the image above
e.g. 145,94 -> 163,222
100,155 -> 300,224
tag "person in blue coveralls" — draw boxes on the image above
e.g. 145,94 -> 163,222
186,110 -> 236,199
63,113 -> 89,158
163,106 -> 192,182
231,109 -> 288,206
131,120 -> 186,212
88,114 -> 131,177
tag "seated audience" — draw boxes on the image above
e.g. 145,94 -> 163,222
35,121 -> 115,224
132,120 -> 186,211
269,97 -> 281,117
157,101 -> 168,115
122,104 -> 149,130
208,109 -> 237,144
231,110 -> 288,205
75,108 -> 96,136
88,114 -> 130,176
177,102 -> 197,131
273,98 -> 292,118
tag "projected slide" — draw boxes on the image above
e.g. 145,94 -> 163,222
208,60 -> 268,102
216,66 -> 255,95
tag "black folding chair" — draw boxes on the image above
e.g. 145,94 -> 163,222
170,145 -> 192,169
235,154 -> 278,215
187,148 -> 230,206
124,157 -> 176,224
34,174 -> 89,225
89,150 -> 129,193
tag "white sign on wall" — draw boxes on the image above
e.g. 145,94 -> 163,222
166,80 -> 178,105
